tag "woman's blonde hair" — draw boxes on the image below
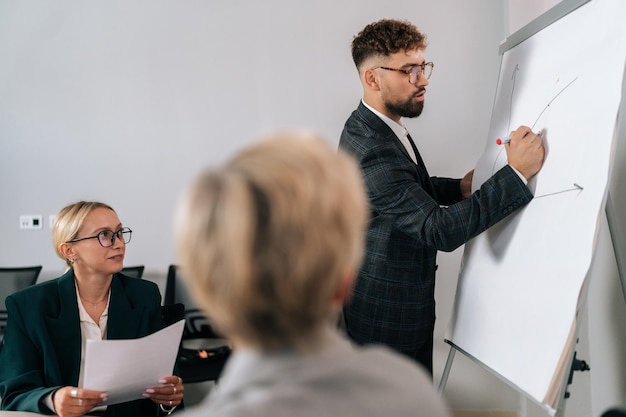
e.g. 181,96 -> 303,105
174,131 -> 368,351
52,201 -> 115,266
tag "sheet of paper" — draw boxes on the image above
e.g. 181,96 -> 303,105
82,319 -> 185,405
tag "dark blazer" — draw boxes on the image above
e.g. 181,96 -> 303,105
0,269 -> 166,416
339,102 -> 533,365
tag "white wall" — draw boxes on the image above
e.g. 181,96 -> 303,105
509,0 -> 560,33
0,0 -> 502,278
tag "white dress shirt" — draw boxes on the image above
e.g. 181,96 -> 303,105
362,99 -> 417,164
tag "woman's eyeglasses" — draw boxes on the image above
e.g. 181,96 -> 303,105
67,227 -> 132,248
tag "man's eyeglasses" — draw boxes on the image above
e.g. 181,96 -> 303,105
67,227 -> 132,248
371,62 -> 434,84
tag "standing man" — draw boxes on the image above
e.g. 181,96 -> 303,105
339,19 -> 544,374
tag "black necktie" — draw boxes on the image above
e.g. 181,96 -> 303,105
406,133 -> 427,170
406,133 -> 435,197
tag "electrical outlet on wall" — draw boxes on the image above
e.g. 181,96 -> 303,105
19,215 -> 43,230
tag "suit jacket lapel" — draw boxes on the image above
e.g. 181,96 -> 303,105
356,103 -> 436,197
44,270 -> 82,384
107,275 -> 144,339
356,103 -> 415,163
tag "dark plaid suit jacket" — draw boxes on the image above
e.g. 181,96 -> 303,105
339,102 -> 533,365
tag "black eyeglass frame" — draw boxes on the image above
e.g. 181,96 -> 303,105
67,227 -> 133,248
371,62 -> 434,84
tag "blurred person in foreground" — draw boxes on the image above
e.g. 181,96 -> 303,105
174,132 -> 452,417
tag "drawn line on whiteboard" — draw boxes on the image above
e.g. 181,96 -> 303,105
491,72 -> 579,184
506,64 -> 519,133
492,65 -> 520,175
534,183 -> 583,199
491,147 -> 505,176
530,77 -> 578,130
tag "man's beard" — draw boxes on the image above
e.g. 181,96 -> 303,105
384,90 -> 425,119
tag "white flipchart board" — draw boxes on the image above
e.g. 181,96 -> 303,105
445,0 -> 626,414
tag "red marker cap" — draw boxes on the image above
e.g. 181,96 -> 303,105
496,136 -> 511,145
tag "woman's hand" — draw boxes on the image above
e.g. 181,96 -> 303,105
143,375 -> 184,410
53,386 -> 107,417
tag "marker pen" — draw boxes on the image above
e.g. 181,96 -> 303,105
496,130 -> 542,145
496,136 -> 511,145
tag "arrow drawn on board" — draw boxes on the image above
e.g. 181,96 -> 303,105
534,183 -> 583,199
491,67 -> 581,198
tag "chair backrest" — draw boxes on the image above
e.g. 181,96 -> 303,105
120,265 -> 145,278
161,302 -> 185,327
0,266 -> 43,334
164,265 -> 220,339
164,266 -> 230,383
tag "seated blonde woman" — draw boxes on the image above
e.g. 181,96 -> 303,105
174,132 -> 451,417
0,201 -> 183,417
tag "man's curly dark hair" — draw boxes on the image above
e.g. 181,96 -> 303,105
351,19 -> 427,69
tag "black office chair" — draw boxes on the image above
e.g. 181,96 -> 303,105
120,265 -> 146,278
120,265 -> 145,278
0,266 -> 43,343
164,265 -> 230,383
602,409 -> 626,417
